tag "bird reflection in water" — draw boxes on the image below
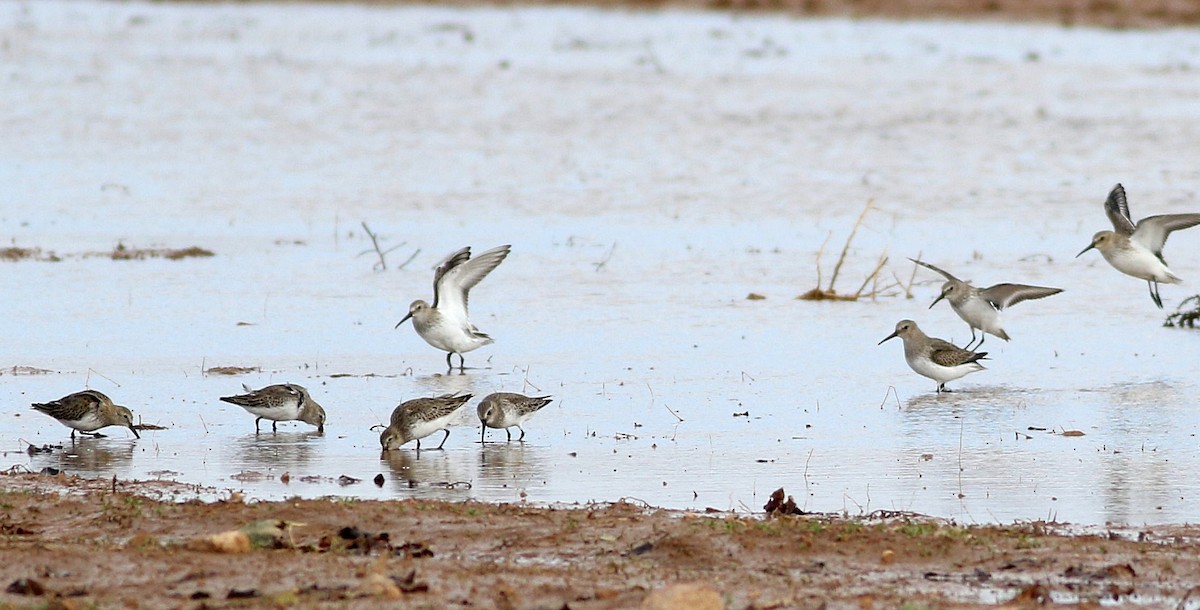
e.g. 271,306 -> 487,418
230,431 -> 323,471
380,450 -> 472,499
478,444 -> 544,490
33,438 -> 136,477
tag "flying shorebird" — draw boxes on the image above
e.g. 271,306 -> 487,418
878,320 -> 988,393
219,383 -> 326,433
31,390 -> 140,439
1077,184 -> 1200,309
379,393 -> 473,451
396,245 -> 511,371
477,392 -> 553,443
909,258 -> 1062,350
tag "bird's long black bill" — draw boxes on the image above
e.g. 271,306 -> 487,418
928,293 -> 945,309
878,332 -> 898,346
394,312 -> 413,329
1075,243 -> 1095,258
129,426 -> 140,439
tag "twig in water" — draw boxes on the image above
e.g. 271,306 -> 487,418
879,386 -> 901,410
802,448 -> 814,511
663,403 -> 684,423
852,251 -> 889,299
956,417 -> 965,499
798,200 -> 892,302
593,242 -> 617,272
85,369 -> 120,389
395,247 -> 421,270
357,222 -> 407,271
521,366 -> 543,394
814,231 -> 832,290
828,200 -> 874,292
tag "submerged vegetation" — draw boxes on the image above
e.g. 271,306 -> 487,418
1164,295 -> 1200,328
1,243 -> 213,262
796,201 -> 897,302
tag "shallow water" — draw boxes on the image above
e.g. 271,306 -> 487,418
3,1 -> 1200,525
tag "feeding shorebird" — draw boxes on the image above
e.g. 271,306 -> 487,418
31,390 -> 139,439
477,392 -> 553,443
396,245 -> 511,371
379,393 -> 473,451
909,258 -> 1062,349
219,383 -> 326,433
1077,184 -> 1200,308
878,320 -> 987,393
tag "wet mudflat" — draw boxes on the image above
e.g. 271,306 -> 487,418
3,473 -> 1200,609
5,0 -> 1200,536
5,0 -> 1200,607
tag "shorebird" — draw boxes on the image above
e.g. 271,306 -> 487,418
909,258 -> 1062,349
396,245 -> 511,371
379,393 -> 473,451
477,392 -> 553,443
31,390 -> 139,439
878,320 -> 987,393
1077,184 -> 1200,308
219,383 -> 326,433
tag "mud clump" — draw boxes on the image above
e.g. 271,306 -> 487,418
1,473 -> 1200,609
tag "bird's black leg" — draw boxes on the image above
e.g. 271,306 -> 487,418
1150,281 -> 1164,309
964,328 -> 978,350
272,421 -> 278,433
937,383 -> 945,393
445,352 -> 454,371
436,428 -> 451,450
415,439 -> 422,451
517,426 -> 526,442
975,333 -> 986,350
71,429 -> 76,440
255,417 -> 262,434
505,428 -> 513,442
457,354 -> 466,371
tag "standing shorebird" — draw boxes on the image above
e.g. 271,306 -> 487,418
477,392 -> 553,443
396,245 -> 511,371
1077,184 -> 1200,308
878,320 -> 987,393
219,383 -> 326,433
32,390 -> 139,439
910,258 -> 1062,349
379,393 -> 473,451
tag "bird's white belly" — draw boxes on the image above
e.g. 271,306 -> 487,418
1104,247 -> 1179,283
62,412 -> 106,432
955,299 -> 1003,337
406,413 -> 457,443
415,319 -> 492,353
907,355 -> 982,384
240,404 -> 301,422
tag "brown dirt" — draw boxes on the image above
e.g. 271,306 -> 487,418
217,0 -> 1200,29
2,474 -> 1200,609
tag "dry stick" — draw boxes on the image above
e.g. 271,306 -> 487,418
813,231 -> 832,290
85,368 -> 121,388
359,222 -> 406,271
828,200 -> 874,292
522,366 -> 543,393
903,251 -> 923,298
648,381 -> 684,422
395,248 -> 421,270
593,242 -> 617,272
852,252 -> 889,298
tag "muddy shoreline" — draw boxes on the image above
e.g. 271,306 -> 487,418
1,472 -> 1199,609
201,0 -> 1200,29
